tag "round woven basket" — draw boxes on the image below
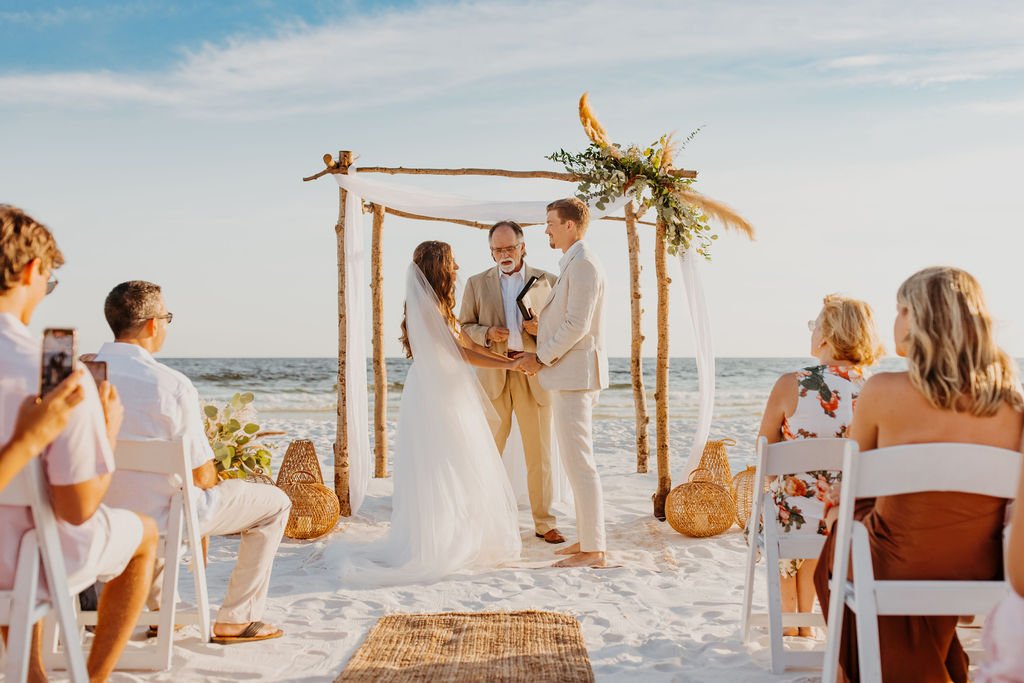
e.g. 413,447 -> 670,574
731,465 -> 758,530
665,468 -> 736,538
280,471 -> 340,540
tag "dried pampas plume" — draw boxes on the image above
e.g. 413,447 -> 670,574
660,132 -> 677,171
675,186 -> 755,240
579,93 -> 620,156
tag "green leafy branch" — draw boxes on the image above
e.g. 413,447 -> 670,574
547,133 -> 719,259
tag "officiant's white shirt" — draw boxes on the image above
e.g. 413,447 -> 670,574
499,266 -> 526,352
96,342 -> 220,530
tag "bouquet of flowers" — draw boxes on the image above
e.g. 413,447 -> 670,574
202,392 -> 284,480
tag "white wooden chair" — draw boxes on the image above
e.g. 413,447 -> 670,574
0,459 -> 88,682
823,443 -> 1020,683
741,435 -> 856,673
44,439 -> 211,672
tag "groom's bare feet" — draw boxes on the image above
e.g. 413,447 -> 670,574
553,551 -> 606,568
554,541 -> 580,556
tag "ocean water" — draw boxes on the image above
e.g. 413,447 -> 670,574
165,356 -> 912,473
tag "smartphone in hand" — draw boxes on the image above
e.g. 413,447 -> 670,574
41,328 -> 77,396
83,359 -> 107,386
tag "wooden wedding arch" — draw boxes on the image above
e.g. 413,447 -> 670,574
302,100 -> 751,520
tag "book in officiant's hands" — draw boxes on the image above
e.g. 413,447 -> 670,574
516,275 -> 540,320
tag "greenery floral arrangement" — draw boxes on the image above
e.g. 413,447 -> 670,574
547,94 -> 754,259
202,392 -> 284,480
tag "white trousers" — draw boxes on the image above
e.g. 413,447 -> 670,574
551,389 -> 606,552
150,479 -> 291,624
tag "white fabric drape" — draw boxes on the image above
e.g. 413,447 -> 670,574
336,172 -> 627,224
676,248 -> 715,476
342,184 -> 370,515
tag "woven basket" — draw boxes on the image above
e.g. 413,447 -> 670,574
280,471 -> 341,540
665,468 -> 736,538
698,438 -> 736,487
731,465 -> 758,530
277,439 -> 324,486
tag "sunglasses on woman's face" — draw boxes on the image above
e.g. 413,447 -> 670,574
46,277 -> 58,295
807,319 -> 817,332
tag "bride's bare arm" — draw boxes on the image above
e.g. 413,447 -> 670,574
459,345 -> 522,370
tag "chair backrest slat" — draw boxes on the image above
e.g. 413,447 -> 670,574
852,444 -> 1021,499
113,440 -> 190,479
761,438 -> 854,477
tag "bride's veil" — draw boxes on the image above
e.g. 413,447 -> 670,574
404,264 -> 499,426
320,264 -> 520,586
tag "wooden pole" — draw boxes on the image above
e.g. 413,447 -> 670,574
303,162 -> 698,183
624,203 -> 651,474
370,203 -> 388,478
653,218 -> 671,520
334,150 -> 353,516
355,165 -> 698,180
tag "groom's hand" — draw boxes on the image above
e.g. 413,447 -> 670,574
518,353 -> 543,375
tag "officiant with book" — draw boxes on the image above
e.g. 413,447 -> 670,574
459,221 -> 564,544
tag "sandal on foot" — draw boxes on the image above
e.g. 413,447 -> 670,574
211,621 -> 283,645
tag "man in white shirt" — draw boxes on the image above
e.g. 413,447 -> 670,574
459,221 -> 562,543
0,205 -> 158,681
96,280 -> 290,644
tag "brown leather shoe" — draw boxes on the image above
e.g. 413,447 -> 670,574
535,529 -> 566,544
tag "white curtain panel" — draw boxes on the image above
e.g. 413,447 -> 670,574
342,185 -> 371,515
334,170 -> 716,496
676,248 -> 715,477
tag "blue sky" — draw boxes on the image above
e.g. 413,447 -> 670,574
2,1 -> 1023,358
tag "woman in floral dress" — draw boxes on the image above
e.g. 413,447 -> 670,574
757,294 -> 882,636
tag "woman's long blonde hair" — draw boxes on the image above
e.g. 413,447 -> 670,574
898,266 -> 1023,416
400,241 -> 459,359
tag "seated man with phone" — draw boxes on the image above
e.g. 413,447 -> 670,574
95,280 -> 291,645
0,205 -> 158,681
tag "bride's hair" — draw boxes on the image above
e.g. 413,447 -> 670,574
400,240 -> 459,359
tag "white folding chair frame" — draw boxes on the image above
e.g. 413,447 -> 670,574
0,459 -> 88,682
822,444 -> 1020,683
44,439 -> 211,672
741,435 -> 855,673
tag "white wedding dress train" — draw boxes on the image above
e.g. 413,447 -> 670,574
323,265 -> 521,586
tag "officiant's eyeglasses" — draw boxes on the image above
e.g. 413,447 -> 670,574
491,244 -> 522,256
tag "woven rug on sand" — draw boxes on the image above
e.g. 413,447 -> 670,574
335,610 -> 595,683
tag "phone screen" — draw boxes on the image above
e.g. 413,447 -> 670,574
83,360 -> 107,385
41,328 -> 77,396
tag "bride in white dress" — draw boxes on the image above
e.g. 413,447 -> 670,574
326,241 -> 523,585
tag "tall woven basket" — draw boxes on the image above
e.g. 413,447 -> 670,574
698,438 -> 736,487
276,440 -> 340,540
731,465 -> 758,530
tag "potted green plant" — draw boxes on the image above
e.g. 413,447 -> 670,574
202,392 -> 284,482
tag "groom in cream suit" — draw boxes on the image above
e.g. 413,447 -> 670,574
520,198 -> 608,568
459,221 -> 565,544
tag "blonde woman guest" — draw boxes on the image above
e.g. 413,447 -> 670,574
757,294 -> 882,636
975,429 -> 1024,683
814,267 -> 1024,683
